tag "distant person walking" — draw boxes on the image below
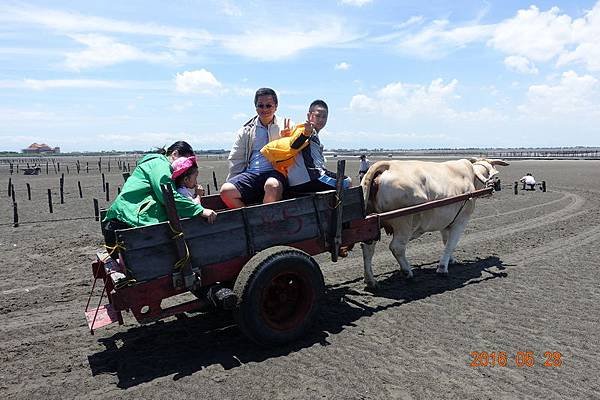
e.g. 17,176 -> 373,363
358,154 -> 371,183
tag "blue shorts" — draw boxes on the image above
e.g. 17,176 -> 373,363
228,170 -> 287,205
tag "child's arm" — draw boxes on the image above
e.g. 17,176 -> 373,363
201,208 -> 217,224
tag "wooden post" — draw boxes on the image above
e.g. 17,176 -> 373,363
117,186 -> 121,195
330,160 -> 346,262
206,183 -> 211,195
86,162 -> 89,173
7,177 -> 11,197
11,184 -> 15,202
514,182 -> 518,195
46,162 -> 49,174
66,165 -> 69,174
48,189 -> 53,213
105,182 -> 110,202
78,181 -> 83,198
108,161 -> 110,172
542,181 -> 547,192
93,198 -> 99,221
26,183 -> 31,200
122,172 -> 130,182
212,171 -> 218,190
57,162 -> 60,172
98,158 -> 102,172
102,173 -> 106,192
60,175 -> 64,204
13,202 -> 18,228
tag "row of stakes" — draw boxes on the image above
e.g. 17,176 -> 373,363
7,159 -> 133,175
6,171 -> 221,228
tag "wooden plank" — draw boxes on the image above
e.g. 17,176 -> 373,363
246,196 -> 321,252
117,189 -> 366,282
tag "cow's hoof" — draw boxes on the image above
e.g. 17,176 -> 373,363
436,269 -> 449,277
365,283 -> 379,293
400,269 -> 414,279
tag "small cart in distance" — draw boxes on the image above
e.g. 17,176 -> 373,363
86,164 -> 494,345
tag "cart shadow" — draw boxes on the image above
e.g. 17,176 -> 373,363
88,256 -> 507,389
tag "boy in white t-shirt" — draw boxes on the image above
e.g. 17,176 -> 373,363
519,173 -> 536,190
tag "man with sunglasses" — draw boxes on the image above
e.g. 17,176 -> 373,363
220,87 -> 291,208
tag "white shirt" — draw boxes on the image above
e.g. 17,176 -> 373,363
521,175 -> 536,185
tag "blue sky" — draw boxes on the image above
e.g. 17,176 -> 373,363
1,0 -> 599,152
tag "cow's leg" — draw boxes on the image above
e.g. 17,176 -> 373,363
361,241 -> 378,290
440,228 -> 455,265
437,221 -> 467,275
389,235 -> 413,279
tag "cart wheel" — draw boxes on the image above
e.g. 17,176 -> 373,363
233,246 -> 324,346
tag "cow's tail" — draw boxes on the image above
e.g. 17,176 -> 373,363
360,161 -> 393,213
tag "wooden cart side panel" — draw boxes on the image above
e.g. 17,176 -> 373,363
116,188 -> 366,283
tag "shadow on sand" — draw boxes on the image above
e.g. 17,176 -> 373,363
88,256 -> 508,388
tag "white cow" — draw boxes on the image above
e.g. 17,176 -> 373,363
360,158 -> 508,290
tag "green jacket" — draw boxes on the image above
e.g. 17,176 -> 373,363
104,153 -> 204,227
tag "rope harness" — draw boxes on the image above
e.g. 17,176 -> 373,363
167,220 -> 191,272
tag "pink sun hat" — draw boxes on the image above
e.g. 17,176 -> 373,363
171,156 -> 198,180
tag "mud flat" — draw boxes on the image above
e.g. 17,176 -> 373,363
1,159 -> 598,399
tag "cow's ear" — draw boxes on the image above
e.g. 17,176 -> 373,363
469,157 -> 479,164
489,159 -> 509,166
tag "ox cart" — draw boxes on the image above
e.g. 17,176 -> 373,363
86,162 -> 494,345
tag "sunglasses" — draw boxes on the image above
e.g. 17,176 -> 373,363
256,103 -> 275,109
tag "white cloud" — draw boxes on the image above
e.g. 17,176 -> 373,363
339,0 -> 373,6
393,19 -> 494,59
489,6 -> 573,62
504,56 -> 538,75
350,79 -> 459,117
0,108 -> 57,121
0,4 -> 211,45
23,79 -> 123,90
349,78 -> 504,122
381,3 -> 600,73
219,0 -> 242,17
518,70 -> 600,117
394,16 -> 424,30
335,62 -> 351,70
175,69 -> 222,94
232,112 -> 249,120
65,34 -> 175,70
171,102 -> 194,112
220,19 -> 360,60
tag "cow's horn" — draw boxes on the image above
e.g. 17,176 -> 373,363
489,159 -> 509,166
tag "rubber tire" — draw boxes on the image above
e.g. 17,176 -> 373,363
233,246 -> 324,346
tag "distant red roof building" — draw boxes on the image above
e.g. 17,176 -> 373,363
22,143 -> 60,154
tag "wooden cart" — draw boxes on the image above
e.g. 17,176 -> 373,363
86,162 -> 493,345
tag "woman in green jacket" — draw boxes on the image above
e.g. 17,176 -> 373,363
102,141 -> 217,257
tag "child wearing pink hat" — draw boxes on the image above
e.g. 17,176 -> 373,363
172,156 -> 206,205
